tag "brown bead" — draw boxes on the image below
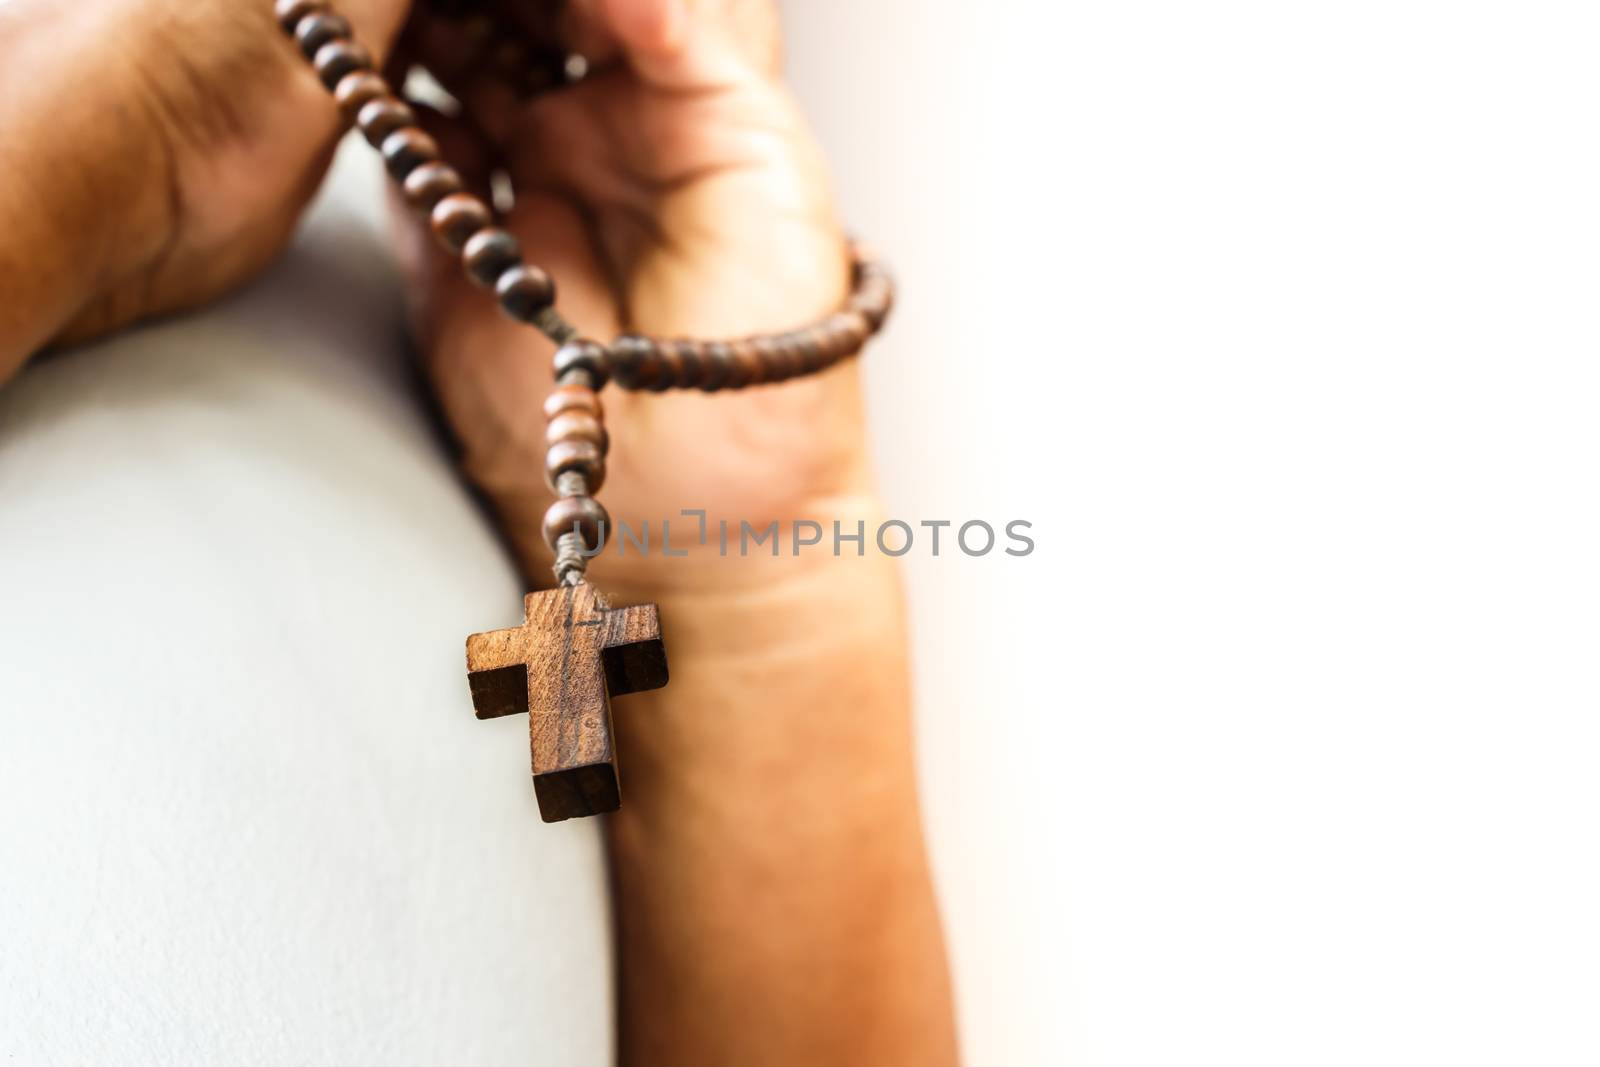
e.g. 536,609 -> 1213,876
430,194 -> 491,252
334,71 -> 387,122
495,265 -> 555,321
546,411 -> 607,451
314,40 -> 371,90
295,12 -> 350,58
727,339 -> 762,388
276,0 -> 329,33
545,440 -> 606,494
830,311 -> 870,355
699,341 -> 734,392
461,228 -> 521,287
356,97 -> 414,148
606,336 -> 651,389
401,162 -> 463,212
669,339 -> 705,389
542,495 -> 610,553
380,128 -> 439,181
552,340 -> 609,390
543,383 -> 602,422
797,328 -> 826,374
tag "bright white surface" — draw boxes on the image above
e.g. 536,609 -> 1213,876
0,147 -> 611,1066
783,1 -> 1600,1065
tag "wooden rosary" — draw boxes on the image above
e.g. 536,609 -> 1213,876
275,0 -> 895,822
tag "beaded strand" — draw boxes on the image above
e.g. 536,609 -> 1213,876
276,0 -> 895,585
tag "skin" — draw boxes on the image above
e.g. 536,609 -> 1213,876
0,2 -> 958,1064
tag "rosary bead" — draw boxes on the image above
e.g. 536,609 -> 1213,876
356,97 -> 414,148
608,335 -> 659,390
543,383 -> 602,421
542,495 -> 610,553
276,0 -> 329,33
430,193 -> 492,252
545,440 -> 606,494
727,339 -> 763,388
796,329 -> 825,374
546,411 -> 608,453
553,340 -> 609,390
664,339 -> 701,389
648,339 -> 681,392
462,229 -> 522,287
401,161 -> 464,212
495,264 -> 556,321
313,40 -> 371,90
699,341 -> 734,391
380,128 -> 440,181
295,12 -> 350,58
334,71 -> 388,122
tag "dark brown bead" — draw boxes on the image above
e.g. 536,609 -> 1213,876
276,0 -> 329,33
748,335 -> 779,382
698,341 -> 734,392
461,228 -> 521,287
334,71 -> 387,122
648,339 -> 680,392
543,383 -> 602,422
356,97 -> 414,148
667,339 -> 704,389
546,412 -> 607,453
430,194 -> 491,252
542,495 -> 610,553
295,12 -> 350,58
401,162 -> 463,212
545,440 -> 606,494
552,340 -> 609,390
727,339 -> 762,388
314,40 -> 371,90
495,265 -> 555,321
380,128 -> 439,181
607,335 -> 655,389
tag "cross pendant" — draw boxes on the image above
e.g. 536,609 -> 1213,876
465,583 -> 668,823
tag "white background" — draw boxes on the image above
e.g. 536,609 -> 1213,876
782,1 -> 1600,1063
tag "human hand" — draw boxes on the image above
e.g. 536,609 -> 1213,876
392,0 -> 878,601
3,0 -> 408,348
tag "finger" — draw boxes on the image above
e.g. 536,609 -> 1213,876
584,0 -> 782,88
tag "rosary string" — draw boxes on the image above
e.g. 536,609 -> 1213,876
276,0 -> 895,586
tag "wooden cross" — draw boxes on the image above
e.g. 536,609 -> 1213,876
465,583 -> 668,823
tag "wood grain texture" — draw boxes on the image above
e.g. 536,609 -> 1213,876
466,584 -> 668,822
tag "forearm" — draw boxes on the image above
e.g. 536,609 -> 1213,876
605,547 -> 958,1067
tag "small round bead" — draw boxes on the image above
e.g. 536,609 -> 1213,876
608,335 -> 660,389
430,194 -> 492,252
462,229 -> 522,287
727,339 -> 762,388
553,340 -> 609,390
545,440 -> 606,494
547,409 -> 606,445
669,339 -> 705,389
495,265 -> 555,321
276,0 -> 329,33
644,340 -> 678,392
797,328 -> 826,374
313,40 -> 371,90
542,495 -> 610,552
295,12 -> 350,58
401,162 -> 464,212
356,97 -> 414,148
699,341 -> 733,392
831,311 -> 870,355
543,383 -> 602,421
380,128 -> 439,181
334,71 -> 388,122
